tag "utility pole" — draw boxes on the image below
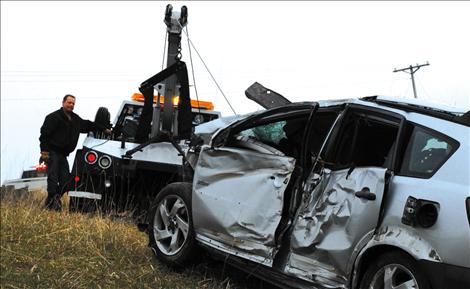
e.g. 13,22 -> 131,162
393,62 -> 430,99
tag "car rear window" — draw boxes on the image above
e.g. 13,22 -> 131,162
399,125 -> 459,178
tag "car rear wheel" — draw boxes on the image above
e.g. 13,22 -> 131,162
359,251 -> 430,289
148,182 -> 198,267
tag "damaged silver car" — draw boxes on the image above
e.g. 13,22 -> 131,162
146,92 -> 470,289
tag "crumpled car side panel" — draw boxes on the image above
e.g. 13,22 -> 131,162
285,167 -> 387,287
193,145 -> 296,265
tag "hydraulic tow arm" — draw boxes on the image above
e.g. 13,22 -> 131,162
127,5 -> 191,159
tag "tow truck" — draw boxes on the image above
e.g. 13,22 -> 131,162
68,5 -> 220,221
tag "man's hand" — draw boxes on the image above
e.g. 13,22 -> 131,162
103,128 -> 112,135
40,151 -> 50,164
40,151 -> 50,160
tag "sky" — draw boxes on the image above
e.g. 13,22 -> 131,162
1,1 -> 469,183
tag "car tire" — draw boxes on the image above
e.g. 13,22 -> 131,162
148,182 -> 198,267
359,251 -> 430,289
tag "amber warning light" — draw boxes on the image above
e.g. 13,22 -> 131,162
35,162 -> 47,172
131,93 -> 214,110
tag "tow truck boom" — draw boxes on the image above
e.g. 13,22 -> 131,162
134,4 -> 191,144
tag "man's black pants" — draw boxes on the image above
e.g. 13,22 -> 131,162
44,151 -> 71,211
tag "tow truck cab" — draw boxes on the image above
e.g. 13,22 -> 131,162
113,93 -> 219,143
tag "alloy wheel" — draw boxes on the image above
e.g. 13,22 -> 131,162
152,195 -> 189,256
369,263 -> 419,289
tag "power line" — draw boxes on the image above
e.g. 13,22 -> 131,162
416,78 -> 432,99
1,79 -> 138,83
178,22 -> 237,115
393,62 -> 430,99
185,25 -> 201,115
1,70 -> 148,74
1,96 -> 125,101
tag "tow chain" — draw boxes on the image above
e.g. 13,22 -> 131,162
176,36 -> 182,61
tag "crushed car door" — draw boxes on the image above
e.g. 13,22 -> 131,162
284,106 -> 403,287
192,103 -> 317,267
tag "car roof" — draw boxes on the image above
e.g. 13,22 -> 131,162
315,95 -> 469,127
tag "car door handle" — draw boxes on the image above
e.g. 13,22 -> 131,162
355,187 -> 376,201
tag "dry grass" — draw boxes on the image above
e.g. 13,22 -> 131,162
0,187 -> 268,289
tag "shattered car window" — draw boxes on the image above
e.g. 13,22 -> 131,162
400,126 -> 458,178
238,120 -> 287,145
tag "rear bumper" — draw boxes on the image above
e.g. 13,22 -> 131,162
420,260 -> 470,289
68,191 -> 101,213
68,191 -> 102,200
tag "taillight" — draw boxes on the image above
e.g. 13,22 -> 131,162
98,155 -> 112,169
35,162 -> 47,171
84,151 -> 98,164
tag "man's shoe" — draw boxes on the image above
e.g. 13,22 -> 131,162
43,198 -> 62,212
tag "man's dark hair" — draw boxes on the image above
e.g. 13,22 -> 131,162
63,94 -> 76,102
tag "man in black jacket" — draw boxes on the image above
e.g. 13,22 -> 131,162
39,94 -> 111,211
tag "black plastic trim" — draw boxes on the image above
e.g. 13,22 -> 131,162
466,197 -> 470,228
419,260 -> 470,289
361,96 -> 470,127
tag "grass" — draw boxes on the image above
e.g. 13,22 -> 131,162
0,187 -> 269,289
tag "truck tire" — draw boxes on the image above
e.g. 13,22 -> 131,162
148,182 -> 199,267
359,251 -> 430,289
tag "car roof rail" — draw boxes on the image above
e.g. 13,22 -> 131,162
459,110 -> 470,126
361,96 -> 470,127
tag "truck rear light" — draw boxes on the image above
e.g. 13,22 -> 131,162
98,155 -> 112,169
35,162 -> 47,171
85,151 -> 98,164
